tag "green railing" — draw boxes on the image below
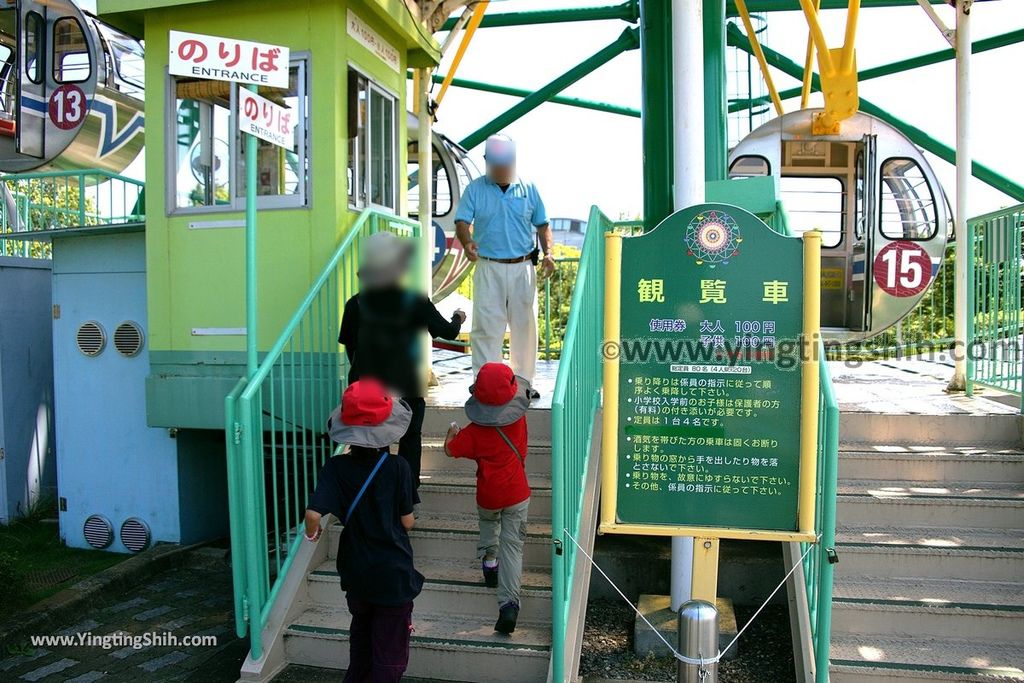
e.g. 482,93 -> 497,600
966,203 -> 1024,401
802,348 -> 840,682
0,169 -> 145,258
225,209 -> 420,658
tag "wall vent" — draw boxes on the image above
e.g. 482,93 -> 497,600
113,321 -> 145,357
120,517 -> 151,553
76,321 -> 106,357
83,514 -> 114,549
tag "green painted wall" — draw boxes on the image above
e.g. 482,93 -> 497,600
97,0 -> 436,427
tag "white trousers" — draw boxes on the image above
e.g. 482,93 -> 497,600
471,259 -> 537,383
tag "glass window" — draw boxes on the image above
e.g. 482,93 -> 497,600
235,60 -> 309,207
169,57 -> 310,213
879,158 -> 938,241
347,68 -> 397,212
407,142 -> 453,217
172,78 -> 232,209
779,176 -> 844,247
729,155 -> 770,178
24,11 -> 42,84
97,23 -> 145,96
53,17 -> 90,83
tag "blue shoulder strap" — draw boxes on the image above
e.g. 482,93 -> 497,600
344,450 -> 389,524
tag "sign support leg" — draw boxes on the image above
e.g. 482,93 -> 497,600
245,84 -> 258,380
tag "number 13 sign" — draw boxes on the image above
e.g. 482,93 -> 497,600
873,240 -> 933,298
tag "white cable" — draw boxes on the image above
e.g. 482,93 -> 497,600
561,528 -> 818,665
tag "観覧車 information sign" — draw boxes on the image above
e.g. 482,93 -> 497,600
604,203 -> 817,537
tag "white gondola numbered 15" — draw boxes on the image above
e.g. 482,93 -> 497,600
729,109 -> 951,344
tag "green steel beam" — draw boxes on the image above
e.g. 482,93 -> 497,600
726,0 -> 945,13
419,73 -> 640,118
459,27 -> 640,151
704,0 -> 728,182
729,27 -> 1024,112
640,0 -> 674,228
726,25 -> 1024,202
440,1 -> 639,31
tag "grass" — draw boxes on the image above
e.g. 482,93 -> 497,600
0,501 -> 126,612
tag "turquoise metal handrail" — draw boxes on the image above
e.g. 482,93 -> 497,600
966,202 -> 1024,404
225,209 -> 420,658
0,169 -> 145,258
550,206 -> 624,682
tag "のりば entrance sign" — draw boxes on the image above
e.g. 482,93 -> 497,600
169,31 -> 290,89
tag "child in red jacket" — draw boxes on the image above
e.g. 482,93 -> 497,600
444,362 -> 531,634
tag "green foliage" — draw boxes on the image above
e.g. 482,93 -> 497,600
538,243 -> 582,360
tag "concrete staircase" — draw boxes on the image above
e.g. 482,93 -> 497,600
280,406 -> 555,683
828,412 -> 1024,682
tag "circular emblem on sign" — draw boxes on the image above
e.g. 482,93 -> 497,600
873,240 -> 933,297
685,210 -> 742,267
49,84 -> 87,130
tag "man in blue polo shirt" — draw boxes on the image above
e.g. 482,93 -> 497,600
454,134 -> 553,393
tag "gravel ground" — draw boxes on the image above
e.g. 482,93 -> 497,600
580,598 -> 796,682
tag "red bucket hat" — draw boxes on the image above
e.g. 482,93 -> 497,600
465,362 -> 531,426
327,379 -> 412,448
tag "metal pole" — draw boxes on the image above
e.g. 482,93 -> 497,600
640,0 -> 674,229
671,0 -> 704,611
949,0 -> 971,391
703,0 -> 728,181
440,1 -> 640,30
677,600 -> 719,683
417,68 -> 434,385
245,84 -> 258,379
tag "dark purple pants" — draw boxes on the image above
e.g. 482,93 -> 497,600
343,596 -> 414,683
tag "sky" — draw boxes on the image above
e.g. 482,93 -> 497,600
421,1 -> 1024,221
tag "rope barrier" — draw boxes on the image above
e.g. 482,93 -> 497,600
561,528 -> 818,667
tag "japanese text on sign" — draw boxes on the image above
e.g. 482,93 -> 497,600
169,31 -> 290,89
347,10 -> 400,73
238,88 -> 293,149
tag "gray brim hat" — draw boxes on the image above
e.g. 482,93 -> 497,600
327,397 -> 412,449
464,375 -> 531,427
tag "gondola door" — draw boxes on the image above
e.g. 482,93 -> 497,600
16,2 -> 45,158
848,134 -> 876,332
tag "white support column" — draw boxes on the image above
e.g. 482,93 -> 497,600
949,0 -> 971,391
417,68 -> 435,385
671,0 -> 705,611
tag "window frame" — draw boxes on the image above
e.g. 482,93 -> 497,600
346,64 -> 399,213
52,16 -> 91,84
778,174 -> 846,248
24,11 -> 43,85
165,53 -> 312,216
877,156 -> 939,242
728,154 -> 771,178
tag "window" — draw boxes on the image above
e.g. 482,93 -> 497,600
728,155 -> 770,178
348,68 -> 397,211
53,17 -> 90,83
407,141 -> 453,217
97,23 -> 144,97
24,11 -> 42,84
779,176 -> 844,247
235,60 -> 309,208
879,158 -> 938,241
169,57 -> 310,213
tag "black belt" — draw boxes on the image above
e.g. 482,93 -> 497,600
480,254 -> 532,264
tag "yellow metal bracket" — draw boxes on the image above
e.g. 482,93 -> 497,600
435,1 -> 489,109
734,0 -> 784,117
798,0 -> 861,134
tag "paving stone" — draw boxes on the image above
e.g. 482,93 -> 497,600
132,606 -> 173,622
56,620 -> 100,637
158,615 -> 201,631
64,671 -> 107,683
20,657 -> 78,681
105,597 -> 148,614
137,651 -> 189,673
0,649 -> 50,672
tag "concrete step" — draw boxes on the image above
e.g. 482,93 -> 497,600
832,577 -> 1024,643
829,635 -> 1024,682
423,406 -> 553,441
307,558 -> 552,623
419,469 -> 552,521
284,605 -> 550,683
327,512 -> 554,570
836,481 -> 1024,529
835,526 -> 1024,581
839,412 -> 1021,447
421,440 -> 553,478
838,445 -> 1024,483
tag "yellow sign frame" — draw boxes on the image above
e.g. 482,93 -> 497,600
599,229 -> 822,544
